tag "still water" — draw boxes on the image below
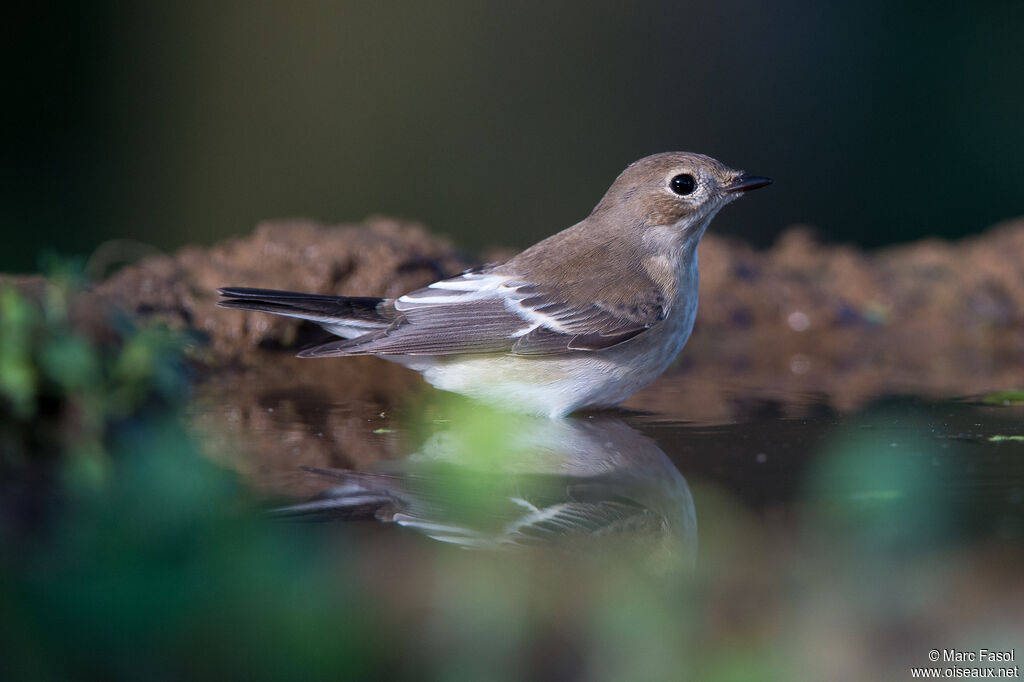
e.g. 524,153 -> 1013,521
192,365 -> 1024,681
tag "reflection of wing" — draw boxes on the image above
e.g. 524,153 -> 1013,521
393,479 -> 663,549
277,468 -> 668,550
298,271 -> 666,358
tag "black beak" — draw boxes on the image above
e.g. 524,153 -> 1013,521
724,174 -> 773,193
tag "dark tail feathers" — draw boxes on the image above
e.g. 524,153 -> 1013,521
217,287 -> 390,325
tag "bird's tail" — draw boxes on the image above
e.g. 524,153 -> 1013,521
217,287 -> 392,337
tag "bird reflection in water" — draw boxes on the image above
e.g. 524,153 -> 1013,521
276,415 -> 697,564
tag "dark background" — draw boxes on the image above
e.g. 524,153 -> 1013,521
4,1 -> 1023,273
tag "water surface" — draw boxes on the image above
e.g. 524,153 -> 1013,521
188,364 -> 1024,679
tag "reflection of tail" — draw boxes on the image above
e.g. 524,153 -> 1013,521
273,466 -> 502,546
217,287 -> 392,338
271,467 -> 400,522
276,464 -> 681,552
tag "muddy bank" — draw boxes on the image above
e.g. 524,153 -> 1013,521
4,214 -> 1011,432
634,220 -> 1024,418
94,217 -> 468,362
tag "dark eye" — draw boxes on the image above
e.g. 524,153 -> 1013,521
670,174 -> 696,195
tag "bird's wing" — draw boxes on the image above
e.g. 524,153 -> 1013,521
298,270 -> 667,358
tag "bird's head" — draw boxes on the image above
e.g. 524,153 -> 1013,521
594,151 -> 772,238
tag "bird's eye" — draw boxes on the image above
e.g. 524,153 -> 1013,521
670,174 -> 696,196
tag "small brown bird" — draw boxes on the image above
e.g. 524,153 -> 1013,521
219,152 -> 771,417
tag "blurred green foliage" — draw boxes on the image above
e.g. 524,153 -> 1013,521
0,283 -> 716,679
1,276 -> 1021,680
0,272 -> 185,474
0,278 -> 379,680
982,389 -> 1024,405
805,409 -> 951,553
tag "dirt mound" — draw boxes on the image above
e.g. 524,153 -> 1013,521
95,217 -> 467,362
45,215 -> 1024,422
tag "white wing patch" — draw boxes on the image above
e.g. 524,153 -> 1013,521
396,272 -> 548,338
396,273 -> 514,307
506,299 -> 572,334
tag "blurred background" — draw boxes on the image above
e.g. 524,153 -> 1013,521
4,5 -> 1024,679
4,1 -> 1024,273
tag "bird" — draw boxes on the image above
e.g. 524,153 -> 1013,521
218,152 -> 771,418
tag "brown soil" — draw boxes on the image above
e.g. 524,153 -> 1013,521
633,219 -> 1024,419
14,214 -> 1022,444
94,217 -> 467,362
